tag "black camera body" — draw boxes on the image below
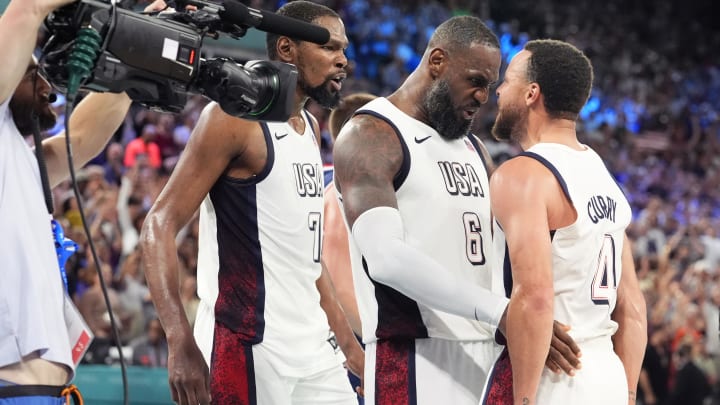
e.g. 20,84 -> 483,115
40,0 -> 324,122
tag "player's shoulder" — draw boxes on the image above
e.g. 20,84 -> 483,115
194,102 -> 263,143
490,154 -> 560,198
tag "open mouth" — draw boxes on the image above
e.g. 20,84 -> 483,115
329,74 -> 346,92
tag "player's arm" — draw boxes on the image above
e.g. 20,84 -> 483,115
317,262 -> 364,386
611,234 -> 648,405
333,115 -> 508,328
490,157 -> 557,405
141,102 -> 256,405
322,185 -> 362,336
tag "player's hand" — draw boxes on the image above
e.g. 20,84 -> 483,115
344,345 -> 365,398
167,335 -> 211,405
546,321 -> 582,375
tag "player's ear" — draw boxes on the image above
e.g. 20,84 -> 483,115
526,83 -> 540,106
427,48 -> 447,79
276,36 -> 295,63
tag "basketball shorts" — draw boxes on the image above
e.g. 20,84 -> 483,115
195,303 -> 356,405
482,335 -> 627,404
364,337 -> 501,405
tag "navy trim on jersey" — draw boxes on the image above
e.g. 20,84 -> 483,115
518,151 -> 572,204
408,343 -> 418,405
361,257 -> 429,339
467,134 -> 490,175
210,179 -> 266,343
223,122 -> 275,185
354,110 -> 411,191
598,154 -> 631,203
303,109 -> 319,141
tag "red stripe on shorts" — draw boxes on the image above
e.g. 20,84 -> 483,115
482,347 -> 513,404
210,321 -> 256,405
375,339 -> 416,405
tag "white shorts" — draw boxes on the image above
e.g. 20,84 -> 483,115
194,300 -> 356,405
364,338 -> 501,405
482,336 -> 628,404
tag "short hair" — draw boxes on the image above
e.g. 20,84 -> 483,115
523,39 -> 594,120
328,93 -> 377,140
427,16 -> 500,54
266,1 -> 340,60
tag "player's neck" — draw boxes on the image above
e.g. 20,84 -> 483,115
523,118 -> 582,151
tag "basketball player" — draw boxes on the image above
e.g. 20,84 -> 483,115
482,39 -> 647,405
331,16 -> 516,405
323,92 -> 378,337
141,2 -> 362,405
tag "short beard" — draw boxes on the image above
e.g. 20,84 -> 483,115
491,104 -> 524,142
9,97 -> 56,136
422,78 -> 471,141
300,77 -> 340,109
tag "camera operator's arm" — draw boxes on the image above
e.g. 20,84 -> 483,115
42,0 -> 169,187
142,102 -> 259,405
0,0 -> 75,103
43,92 -> 132,187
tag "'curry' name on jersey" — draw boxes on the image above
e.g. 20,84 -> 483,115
293,163 -> 323,198
587,195 -> 617,223
438,161 -> 485,197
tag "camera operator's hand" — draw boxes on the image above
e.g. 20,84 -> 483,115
143,0 -> 169,12
28,0 -> 77,16
0,0 -> 76,102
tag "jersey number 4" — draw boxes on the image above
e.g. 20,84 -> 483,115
591,234 -> 617,306
463,212 -> 486,265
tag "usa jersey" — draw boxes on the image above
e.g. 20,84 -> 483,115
196,111 -> 335,375
501,143 -> 632,341
341,97 -> 496,343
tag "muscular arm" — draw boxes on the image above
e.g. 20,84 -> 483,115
334,116 -> 508,328
612,234 -> 648,404
43,92 -> 132,187
141,103 -> 257,405
317,262 -> 364,381
490,157 -> 559,404
322,184 -> 362,336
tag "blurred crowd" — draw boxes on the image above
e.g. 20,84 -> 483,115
41,0 -> 718,403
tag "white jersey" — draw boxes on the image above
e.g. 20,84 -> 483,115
195,111 -> 337,377
0,100 -> 73,374
500,143 -> 632,341
342,97 -> 496,343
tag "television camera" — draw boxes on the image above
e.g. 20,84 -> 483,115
40,0 -> 331,121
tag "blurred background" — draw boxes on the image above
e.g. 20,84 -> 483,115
1,0 -> 718,403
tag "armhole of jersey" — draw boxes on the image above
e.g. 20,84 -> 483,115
354,109 -> 411,191
598,154 -> 630,202
303,109 -> 318,139
466,134 -> 491,175
518,151 -> 572,204
223,122 -> 275,185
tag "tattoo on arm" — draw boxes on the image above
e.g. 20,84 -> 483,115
628,391 -> 636,401
522,398 -> 530,405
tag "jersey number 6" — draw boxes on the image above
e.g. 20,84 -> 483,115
463,212 -> 486,265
